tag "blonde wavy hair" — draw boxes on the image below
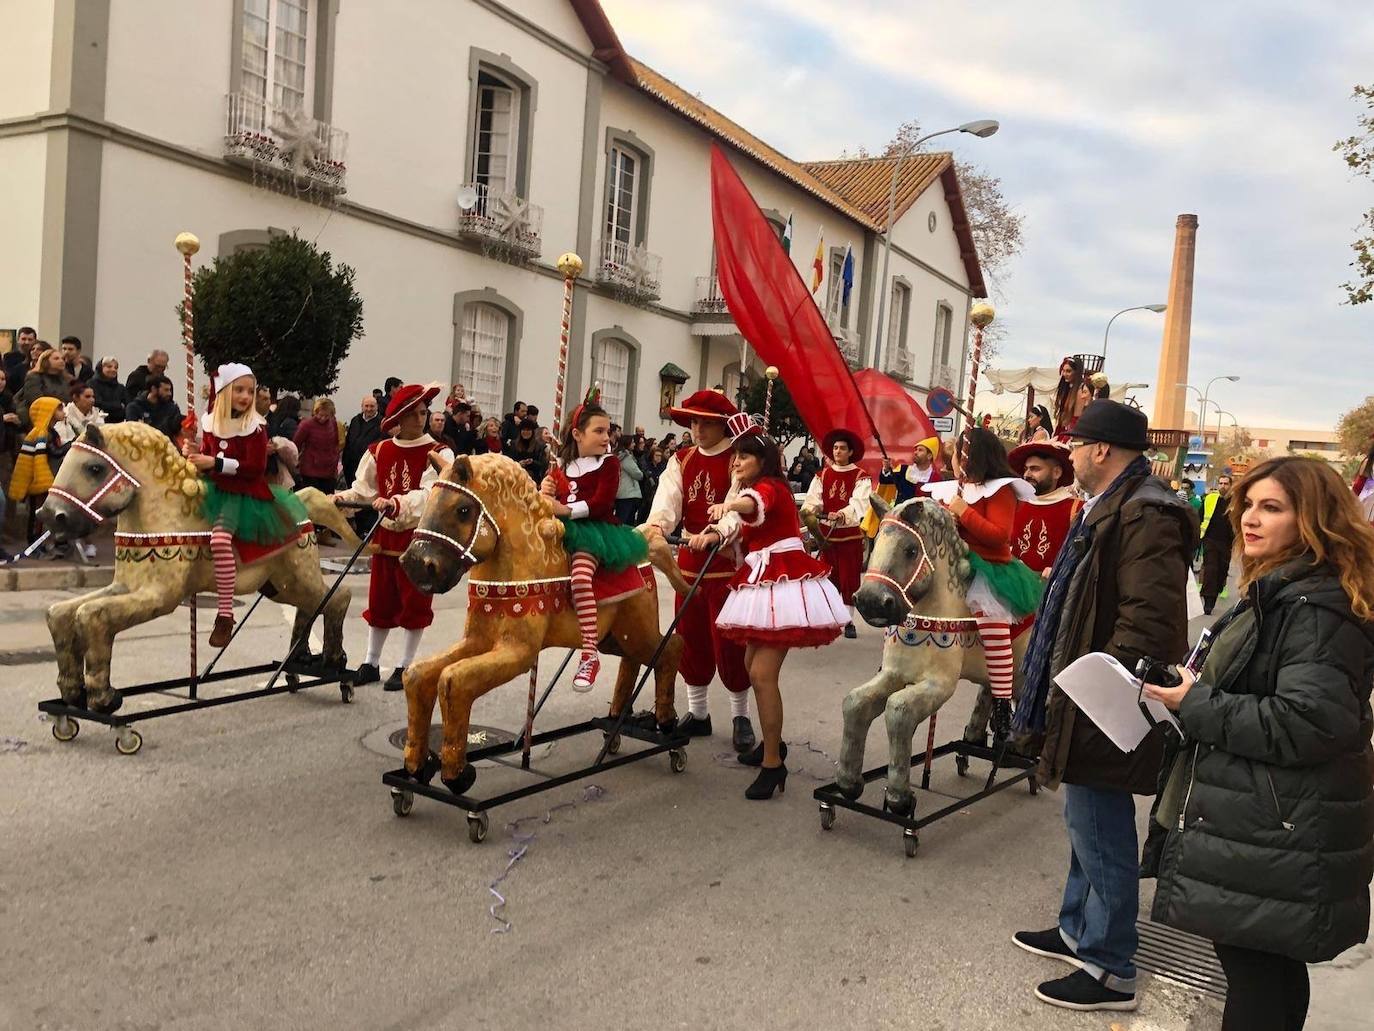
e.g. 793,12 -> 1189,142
1230,456 -> 1374,621
208,373 -> 265,438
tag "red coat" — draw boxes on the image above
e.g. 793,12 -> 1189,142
728,477 -> 831,587
202,426 -> 273,501
553,454 -> 621,522
956,485 -> 1018,563
292,415 -> 340,478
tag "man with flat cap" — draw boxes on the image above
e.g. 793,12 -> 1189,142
1010,400 -> 1195,1014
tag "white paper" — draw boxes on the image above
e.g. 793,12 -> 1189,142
1053,652 -> 1180,753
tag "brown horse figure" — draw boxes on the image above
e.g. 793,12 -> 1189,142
36,423 -> 357,715
397,452 -> 689,794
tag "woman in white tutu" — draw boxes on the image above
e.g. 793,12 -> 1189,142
704,414 -> 846,799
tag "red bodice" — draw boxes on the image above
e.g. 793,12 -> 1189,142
371,436 -> 439,500
678,446 -> 733,534
729,477 -> 830,586
819,465 -> 864,543
203,427 -> 272,501
553,453 -> 621,522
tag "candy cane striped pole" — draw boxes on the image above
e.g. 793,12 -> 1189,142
175,232 -> 202,686
551,252 -> 584,436
763,366 -> 779,434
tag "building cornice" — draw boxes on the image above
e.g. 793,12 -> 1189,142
884,239 -> 973,298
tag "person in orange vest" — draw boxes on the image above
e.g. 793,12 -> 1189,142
801,428 -> 873,638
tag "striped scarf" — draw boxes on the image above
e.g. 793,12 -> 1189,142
1012,455 -> 1150,734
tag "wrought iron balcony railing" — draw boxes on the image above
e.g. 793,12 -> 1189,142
693,275 -> 729,315
456,182 -> 543,261
223,92 -> 348,195
888,348 -> 914,381
596,239 -> 662,303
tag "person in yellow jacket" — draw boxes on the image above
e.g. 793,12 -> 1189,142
8,396 -> 66,549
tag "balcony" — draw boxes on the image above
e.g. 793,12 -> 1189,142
224,93 -> 348,195
834,328 -> 863,368
693,275 -> 729,315
932,362 -> 959,391
888,348 -> 914,382
456,182 -> 543,262
596,239 -> 661,304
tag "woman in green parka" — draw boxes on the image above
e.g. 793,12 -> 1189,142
1144,457 -> 1374,1031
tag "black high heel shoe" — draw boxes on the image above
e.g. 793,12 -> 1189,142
745,763 -> 787,800
737,741 -> 787,767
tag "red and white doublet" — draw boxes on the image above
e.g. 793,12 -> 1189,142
802,463 -> 873,605
552,453 -> 620,522
335,433 -> 453,629
1011,485 -> 1078,575
646,440 -> 750,693
716,477 -> 846,648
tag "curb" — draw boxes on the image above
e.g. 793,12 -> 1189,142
1,564 -> 115,593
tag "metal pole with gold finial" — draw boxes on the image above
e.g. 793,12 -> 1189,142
174,231 -> 201,689
551,252 -> 584,438
762,366 -> 779,434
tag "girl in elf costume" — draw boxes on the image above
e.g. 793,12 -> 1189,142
188,363 -> 308,646
922,425 -> 1044,737
540,390 -> 648,692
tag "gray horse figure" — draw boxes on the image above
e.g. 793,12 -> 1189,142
835,496 -> 1031,815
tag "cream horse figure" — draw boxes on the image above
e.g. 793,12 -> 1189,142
37,423 -> 358,714
837,497 -> 1031,815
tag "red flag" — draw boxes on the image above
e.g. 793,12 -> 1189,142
851,369 -> 944,479
710,146 -> 885,468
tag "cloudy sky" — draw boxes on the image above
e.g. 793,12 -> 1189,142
601,0 -> 1374,431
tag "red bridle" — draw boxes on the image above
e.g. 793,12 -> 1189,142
410,478 -> 501,565
861,514 -> 935,611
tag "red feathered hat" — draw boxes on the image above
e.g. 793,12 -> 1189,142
1008,440 -> 1074,488
382,382 -> 441,432
822,427 -> 865,464
669,388 -> 738,428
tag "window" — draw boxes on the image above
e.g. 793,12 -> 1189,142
887,281 -> 911,360
825,250 -> 849,329
592,337 -> 632,425
933,303 -> 954,365
458,303 -> 510,415
605,145 -> 639,247
721,361 -> 746,407
471,71 -> 519,195
241,0 -> 312,118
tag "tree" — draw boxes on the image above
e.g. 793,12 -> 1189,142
1333,84 -> 1374,305
181,233 -> 364,397
742,376 -> 808,448
1336,395 -> 1374,457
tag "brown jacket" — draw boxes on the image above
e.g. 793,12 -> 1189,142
1038,473 -> 1197,793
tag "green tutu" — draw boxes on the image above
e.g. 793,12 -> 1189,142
966,552 -> 1045,619
202,482 -> 309,544
561,518 -> 648,572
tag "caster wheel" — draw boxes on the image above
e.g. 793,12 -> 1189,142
51,716 -> 80,743
1028,775 -> 1039,796
819,804 -> 836,831
285,672 -> 300,693
340,683 -> 355,704
955,754 -> 970,777
114,727 -> 143,756
903,831 -> 919,858
669,748 -> 687,774
391,788 -> 414,817
466,812 -> 489,844
604,732 -> 621,756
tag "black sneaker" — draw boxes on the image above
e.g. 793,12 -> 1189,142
1034,970 -> 1136,1012
353,663 -> 381,685
1012,928 -> 1083,969
843,622 -> 858,639
677,713 -> 712,738
384,666 -> 406,692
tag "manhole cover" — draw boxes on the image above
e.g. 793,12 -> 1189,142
1135,919 -> 1227,999
386,723 -> 516,753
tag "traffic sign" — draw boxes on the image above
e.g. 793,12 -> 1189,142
931,416 -> 954,433
928,387 -> 956,417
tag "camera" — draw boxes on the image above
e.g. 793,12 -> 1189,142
1135,656 -> 1182,689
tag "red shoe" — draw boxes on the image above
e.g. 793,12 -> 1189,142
572,651 -> 600,693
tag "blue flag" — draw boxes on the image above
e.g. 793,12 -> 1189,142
841,244 -> 855,305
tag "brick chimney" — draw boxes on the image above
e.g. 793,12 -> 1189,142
1153,214 -> 1199,430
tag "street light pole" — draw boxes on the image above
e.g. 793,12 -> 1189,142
1101,303 -> 1167,363
1198,375 -> 1240,456
870,119 -> 998,376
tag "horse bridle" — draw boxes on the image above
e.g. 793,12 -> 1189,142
861,514 -> 935,612
410,479 -> 501,564
47,440 -> 142,525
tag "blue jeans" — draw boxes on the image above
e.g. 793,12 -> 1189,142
1058,782 -> 1139,991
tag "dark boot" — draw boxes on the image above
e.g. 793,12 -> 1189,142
732,715 -> 756,753
738,740 -> 787,767
353,662 -> 381,685
677,712 -> 712,738
843,622 -> 858,639
744,763 -> 788,800
384,666 -> 406,692
209,615 -> 234,648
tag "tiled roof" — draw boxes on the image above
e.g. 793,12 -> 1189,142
802,154 -> 952,224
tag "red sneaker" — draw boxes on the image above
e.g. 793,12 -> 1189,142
572,651 -> 600,693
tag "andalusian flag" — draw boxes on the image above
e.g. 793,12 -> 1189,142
781,213 -> 794,254
811,229 -> 825,294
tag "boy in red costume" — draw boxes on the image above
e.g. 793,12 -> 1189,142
643,388 -> 755,752
334,384 -> 454,690
1008,440 -> 1079,575
801,427 -> 873,638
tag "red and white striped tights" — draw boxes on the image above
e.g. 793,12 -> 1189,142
569,553 -> 599,654
974,615 -> 1015,701
211,525 -> 236,620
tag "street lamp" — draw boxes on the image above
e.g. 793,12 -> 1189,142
871,119 -> 999,374
1199,375 -> 1240,454
1101,304 -> 1167,363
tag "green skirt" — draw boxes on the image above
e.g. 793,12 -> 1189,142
202,482 -> 310,545
561,518 -> 648,572
966,551 -> 1045,619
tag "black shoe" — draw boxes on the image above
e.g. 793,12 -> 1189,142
1034,970 -> 1136,1012
843,622 -> 858,639
1012,928 -> 1083,970
353,663 -> 381,685
991,698 -> 1013,741
745,763 -> 787,800
384,666 -> 406,692
677,712 -> 712,738
732,715 -> 756,753
1203,603 -> 1215,615
738,741 -> 787,767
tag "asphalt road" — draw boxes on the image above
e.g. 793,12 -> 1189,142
0,574 -> 1366,1031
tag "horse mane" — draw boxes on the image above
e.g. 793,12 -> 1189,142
893,497 -> 973,593
464,452 -> 552,514
93,422 -> 205,514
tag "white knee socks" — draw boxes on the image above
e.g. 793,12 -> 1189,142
366,626 -> 389,667
400,628 -> 424,668
729,691 -> 750,719
686,683 -> 709,719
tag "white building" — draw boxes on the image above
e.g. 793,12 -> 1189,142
0,0 -> 985,432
